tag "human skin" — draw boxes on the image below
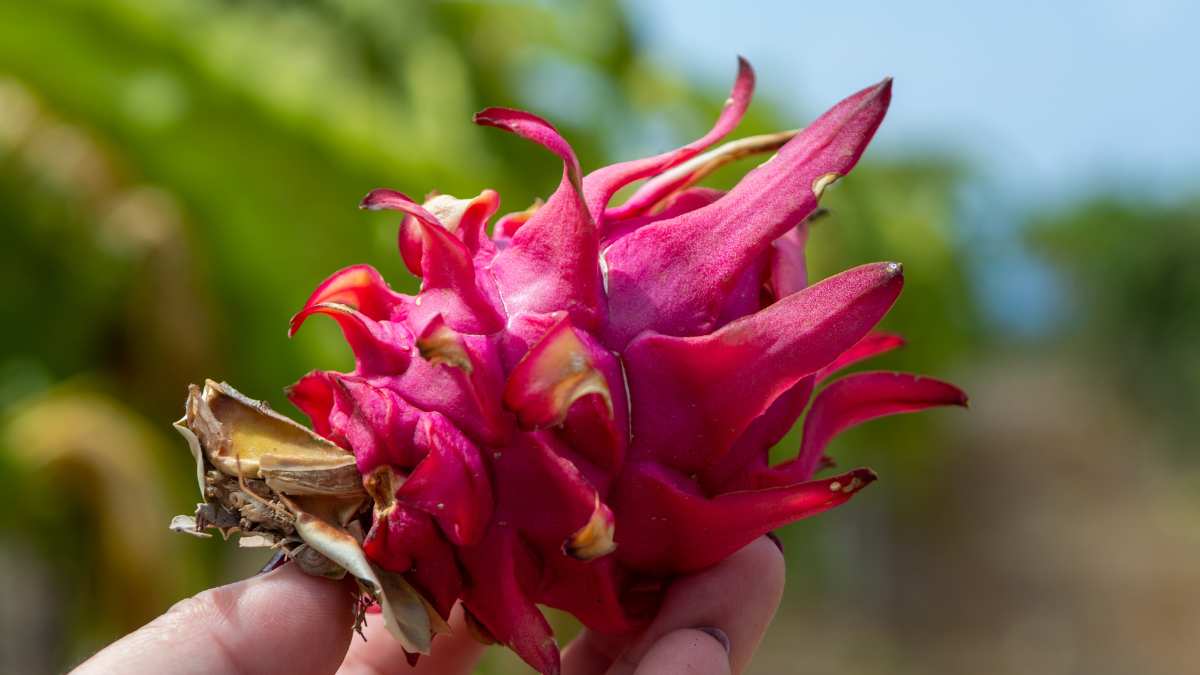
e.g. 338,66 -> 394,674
74,536 -> 784,675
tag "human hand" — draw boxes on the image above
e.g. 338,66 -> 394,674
74,536 -> 784,675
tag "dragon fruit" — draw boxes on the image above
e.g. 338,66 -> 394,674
171,58 -> 966,674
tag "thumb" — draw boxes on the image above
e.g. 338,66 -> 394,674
74,563 -> 356,675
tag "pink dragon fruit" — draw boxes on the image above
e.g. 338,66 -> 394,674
172,58 -> 966,674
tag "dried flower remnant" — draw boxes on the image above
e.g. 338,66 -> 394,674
170,58 -> 966,675
171,380 -> 439,653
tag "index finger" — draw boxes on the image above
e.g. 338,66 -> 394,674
562,536 -> 785,675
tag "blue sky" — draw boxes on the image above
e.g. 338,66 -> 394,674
626,0 -> 1200,203
622,0 -> 1199,335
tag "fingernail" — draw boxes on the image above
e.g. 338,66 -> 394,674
766,530 -> 784,554
696,626 -> 731,655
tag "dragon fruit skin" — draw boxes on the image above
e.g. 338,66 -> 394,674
286,59 -> 967,674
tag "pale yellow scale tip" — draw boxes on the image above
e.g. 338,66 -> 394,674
812,172 -> 841,200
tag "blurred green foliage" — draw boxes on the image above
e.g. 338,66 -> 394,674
1029,197 -> 1200,443
6,0 -> 1186,673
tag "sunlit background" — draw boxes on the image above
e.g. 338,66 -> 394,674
2,1 -> 1198,673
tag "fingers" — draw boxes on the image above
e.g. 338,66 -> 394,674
338,604 -> 485,675
632,629 -> 732,675
562,626 -> 624,675
73,563 -> 357,675
602,536 -> 785,675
